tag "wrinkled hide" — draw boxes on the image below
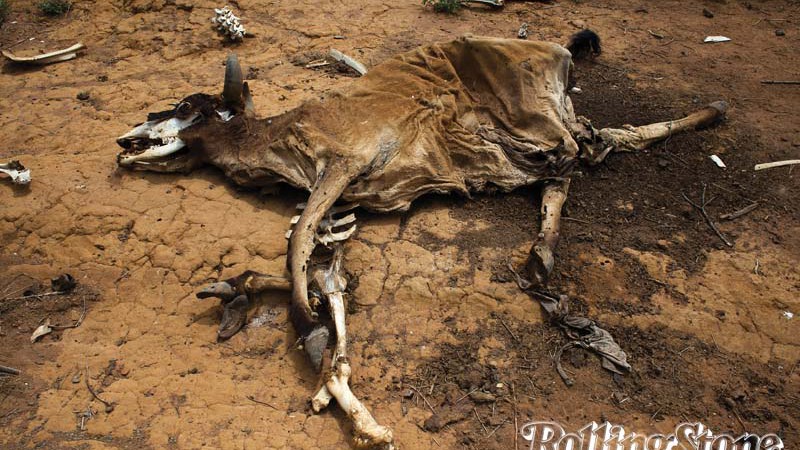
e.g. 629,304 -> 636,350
197,37 -> 580,212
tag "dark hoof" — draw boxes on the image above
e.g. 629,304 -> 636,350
197,281 -> 235,302
304,327 -> 329,372
525,244 -> 554,286
218,295 -> 250,340
51,274 -> 76,293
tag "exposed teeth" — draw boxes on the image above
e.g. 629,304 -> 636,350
118,138 -> 186,165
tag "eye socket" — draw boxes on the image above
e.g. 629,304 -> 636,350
176,101 -> 192,115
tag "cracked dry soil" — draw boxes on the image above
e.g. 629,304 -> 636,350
1,0 -> 798,449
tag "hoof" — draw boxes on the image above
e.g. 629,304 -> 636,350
525,244 -> 554,286
197,281 -> 235,302
218,295 -> 249,340
304,326 -> 329,372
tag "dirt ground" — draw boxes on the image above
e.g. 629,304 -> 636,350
1,0 -> 798,449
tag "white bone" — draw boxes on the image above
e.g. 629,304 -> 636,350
118,113 -> 200,142
318,224 -> 357,245
0,161 -> 31,185
117,138 -> 186,165
309,247 -> 394,448
2,42 -> 85,66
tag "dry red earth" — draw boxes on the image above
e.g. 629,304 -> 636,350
0,1 -> 798,449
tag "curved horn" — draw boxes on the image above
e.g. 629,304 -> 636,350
222,54 -> 243,106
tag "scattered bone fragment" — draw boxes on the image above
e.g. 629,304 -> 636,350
0,160 -> 31,185
212,7 -> 246,41
328,49 -> 367,76
31,320 -> 53,343
704,36 -> 731,43
2,42 -> 85,65
709,154 -> 726,168
754,159 -> 800,171
517,23 -> 529,39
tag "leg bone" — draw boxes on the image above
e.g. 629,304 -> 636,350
598,101 -> 727,153
525,179 -> 570,286
310,246 -> 394,449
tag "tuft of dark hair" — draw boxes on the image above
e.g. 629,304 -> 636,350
567,29 -> 601,60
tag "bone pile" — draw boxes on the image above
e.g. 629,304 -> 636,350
211,7 -> 246,41
0,160 -> 31,185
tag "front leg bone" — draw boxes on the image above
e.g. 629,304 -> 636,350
311,246 -> 394,449
598,101 -> 727,153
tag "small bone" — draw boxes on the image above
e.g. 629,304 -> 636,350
0,160 -> 31,185
2,43 -> 85,65
318,224 -> 357,245
328,49 -> 368,76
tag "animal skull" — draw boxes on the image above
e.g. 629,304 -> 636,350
116,35 -> 726,448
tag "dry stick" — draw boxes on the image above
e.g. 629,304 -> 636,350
4,291 -> 66,301
486,419 -> 508,439
474,408 -> 489,434
720,202 -> 759,221
50,297 -> 87,330
554,342 -> 577,387
0,365 -> 21,376
84,367 -> 115,413
760,80 -> 800,85
499,318 -> 519,342
455,387 -> 479,404
563,217 -> 591,225
407,385 -> 436,414
681,186 -> 734,247
246,395 -> 279,410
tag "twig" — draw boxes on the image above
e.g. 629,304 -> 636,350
681,185 -> 734,247
474,407 -> 488,434
0,365 -> 20,376
499,318 -> 519,342
720,203 -> 759,221
3,290 -> 66,301
760,80 -> 800,85
246,395 -> 279,410
455,387 -> 479,404
486,419 -> 508,438
407,385 -> 436,414
50,296 -> 87,330
563,217 -> 591,225
85,367 -> 115,413
554,342 -> 576,387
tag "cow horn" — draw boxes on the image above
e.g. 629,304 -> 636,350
222,54 -> 243,106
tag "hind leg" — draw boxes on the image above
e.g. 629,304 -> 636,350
524,179 -> 569,286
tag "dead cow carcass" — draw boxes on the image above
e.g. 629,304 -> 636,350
116,33 -> 726,448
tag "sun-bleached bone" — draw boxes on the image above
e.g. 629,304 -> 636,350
286,205 -> 358,245
212,7 -> 246,41
0,160 -> 31,185
2,42 -> 85,65
310,247 -> 394,449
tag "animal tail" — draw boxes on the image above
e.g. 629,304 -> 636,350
566,29 -> 601,60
